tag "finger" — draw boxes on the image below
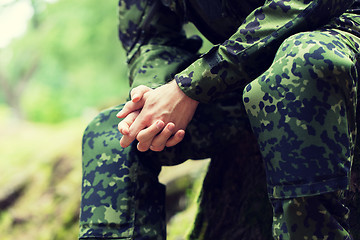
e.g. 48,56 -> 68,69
120,131 -> 137,148
118,119 -> 130,135
116,100 -> 144,119
130,85 -> 152,103
117,111 -> 139,135
120,113 -> 150,149
119,111 -> 142,148
165,130 -> 185,148
127,109 -> 152,139
149,122 -> 175,152
136,120 -> 165,152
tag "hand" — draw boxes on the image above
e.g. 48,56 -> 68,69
117,80 -> 199,151
117,83 -> 190,151
117,110 -> 140,136
117,85 -> 153,123
137,121 -> 186,152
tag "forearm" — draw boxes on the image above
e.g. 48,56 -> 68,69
128,44 -> 199,90
175,0 -> 356,103
118,0 -> 202,91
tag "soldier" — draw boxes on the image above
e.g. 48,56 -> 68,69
79,0 -> 360,239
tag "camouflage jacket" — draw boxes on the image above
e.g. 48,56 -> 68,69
118,0 -> 360,103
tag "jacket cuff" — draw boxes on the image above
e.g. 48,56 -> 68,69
174,57 -> 216,103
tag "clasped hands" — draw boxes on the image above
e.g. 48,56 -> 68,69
117,80 -> 199,152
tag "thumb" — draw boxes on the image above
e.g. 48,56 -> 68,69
116,100 -> 144,118
131,85 -> 152,103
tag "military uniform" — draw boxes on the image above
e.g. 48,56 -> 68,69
79,0 -> 360,239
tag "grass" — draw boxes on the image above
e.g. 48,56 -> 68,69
0,106 -> 86,240
0,106 -> 207,240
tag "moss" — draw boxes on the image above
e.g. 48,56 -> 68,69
0,114 -> 209,240
0,115 -> 85,240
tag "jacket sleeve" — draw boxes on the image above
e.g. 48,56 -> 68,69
118,0 -> 202,91
174,0 -> 356,103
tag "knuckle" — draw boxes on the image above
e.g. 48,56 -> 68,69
166,136 -> 182,147
128,132 -> 137,141
136,130 -> 152,143
137,143 -> 149,152
136,133 -> 145,142
123,101 -> 131,109
151,141 -> 163,147
151,145 -> 164,152
165,128 -> 173,136
165,142 -> 173,148
120,138 -> 129,148
142,115 -> 152,125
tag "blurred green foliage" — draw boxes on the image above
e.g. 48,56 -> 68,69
0,1 -> 211,239
0,0 -> 211,123
0,104 -> 206,240
0,110 -> 85,240
0,0 -> 130,123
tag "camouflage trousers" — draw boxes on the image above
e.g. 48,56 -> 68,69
79,29 -> 360,239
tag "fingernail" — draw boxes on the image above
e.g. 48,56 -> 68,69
178,131 -> 185,138
132,94 -> 140,102
116,111 -> 122,118
156,120 -> 164,129
122,128 -> 129,135
167,123 -> 175,131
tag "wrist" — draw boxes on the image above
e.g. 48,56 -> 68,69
171,80 -> 199,105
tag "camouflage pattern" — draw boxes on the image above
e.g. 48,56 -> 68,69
175,0 -> 360,103
118,0 -> 203,91
80,0 -> 360,239
272,191 -> 352,239
79,96 -> 251,239
243,30 -> 360,239
243,30 -> 360,200
79,104 -> 166,239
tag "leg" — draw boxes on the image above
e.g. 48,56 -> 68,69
272,191 -> 351,239
79,93 -> 249,239
79,105 -> 166,240
243,30 -> 359,239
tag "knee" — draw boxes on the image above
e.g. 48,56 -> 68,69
243,31 -> 357,106
82,105 -> 124,162
279,31 -> 356,83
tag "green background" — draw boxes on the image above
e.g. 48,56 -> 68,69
0,0 -> 211,239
